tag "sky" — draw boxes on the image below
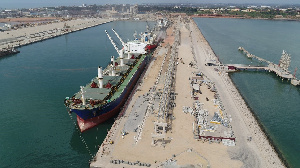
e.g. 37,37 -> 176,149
1,0 -> 299,9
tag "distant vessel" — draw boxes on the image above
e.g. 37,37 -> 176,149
0,47 -> 20,57
0,23 -> 12,31
157,18 -> 168,30
64,29 -> 152,132
139,26 -> 158,50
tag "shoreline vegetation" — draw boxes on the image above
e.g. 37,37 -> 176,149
1,3 -> 300,26
190,9 -> 300,21
1,15 -> 300,25
191,15 -> 300,21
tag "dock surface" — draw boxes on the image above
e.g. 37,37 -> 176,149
90,16 -> 285,168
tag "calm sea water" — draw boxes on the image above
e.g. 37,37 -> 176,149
194,18 -> 300,168
0,21 -> 153,168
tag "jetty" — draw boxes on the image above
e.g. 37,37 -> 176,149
90,15 -> 285,168
227,47 -> 300,86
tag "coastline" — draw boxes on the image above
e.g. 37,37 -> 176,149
190,18 -> 286,167
0,17 -> 113,52
229,73 -> 290,168
0,17 -> 59,23
192,15 -> 300,22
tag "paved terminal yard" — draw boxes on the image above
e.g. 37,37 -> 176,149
90,15 -> 285,168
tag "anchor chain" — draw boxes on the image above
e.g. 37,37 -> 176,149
67,109 -> 93,157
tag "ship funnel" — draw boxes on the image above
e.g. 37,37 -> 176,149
127,44 -> 131,59
127,52 -> 130,59
80,86 -> 86,105
98,66 -> 103,88
111,56 -> 115,66
119,49 -> 124,66
98,66 -> 103,79
111,68 -> 116,76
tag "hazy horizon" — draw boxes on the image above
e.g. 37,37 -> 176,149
1,0 -> 300,9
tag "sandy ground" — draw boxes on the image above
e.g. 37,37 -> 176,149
0,18 -> 112,50
90,16 -> 284,168
188,18 -> 285,168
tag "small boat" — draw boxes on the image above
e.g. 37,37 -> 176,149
0,47 -> 20,57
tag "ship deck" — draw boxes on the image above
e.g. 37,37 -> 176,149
74,75 -> 122,100
73,55 -> 147,102
111,54 -> 146,101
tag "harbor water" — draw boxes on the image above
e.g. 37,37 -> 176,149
194,18 -> 300,168
0,21 -> 153,168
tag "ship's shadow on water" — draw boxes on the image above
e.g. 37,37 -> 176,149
70,116 -> 115,155
232,70 -> 293,85
228,70 -> 299,104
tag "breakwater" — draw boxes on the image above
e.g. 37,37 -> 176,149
89,16 -> 285,168
194,17 -> 300,168
0,18 -> 112,52
191,18 -> 285,167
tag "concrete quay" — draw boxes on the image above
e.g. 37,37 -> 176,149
0,18 -> 112,51
90,16 -> 285,168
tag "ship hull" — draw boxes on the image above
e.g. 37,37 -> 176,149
73,55 -> 148,132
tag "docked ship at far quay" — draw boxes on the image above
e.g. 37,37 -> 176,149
64,27 -> 160,132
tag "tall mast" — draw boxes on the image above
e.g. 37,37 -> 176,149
279,50 -> 291,72
98,66 -> 103,88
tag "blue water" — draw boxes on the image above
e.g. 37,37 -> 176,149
0,21 -> 153,168
194,18 -> 300,168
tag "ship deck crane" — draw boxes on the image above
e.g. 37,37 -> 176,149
112,29 -> 125,47
105,30 -> 119,54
